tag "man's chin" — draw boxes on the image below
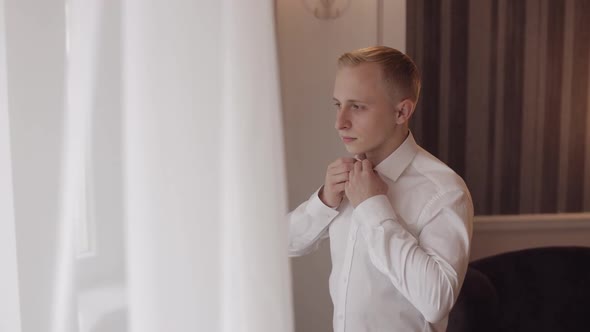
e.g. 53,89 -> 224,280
343,144 -> 365,154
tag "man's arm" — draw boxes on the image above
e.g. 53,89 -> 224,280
288,157 -> 355,256
354,190 -> 473,323
287,188 -> 339,257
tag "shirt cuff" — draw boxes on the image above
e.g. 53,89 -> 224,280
353,194 -> 397,228
305,187 -> 340,220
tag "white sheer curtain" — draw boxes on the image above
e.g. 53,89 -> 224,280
124,0 -> 293,331
1,0 -> 294,331
0,0 -> 22,330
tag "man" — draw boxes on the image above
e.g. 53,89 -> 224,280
287,46 -> 473,332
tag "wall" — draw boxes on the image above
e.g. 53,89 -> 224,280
276,1 -> 406,331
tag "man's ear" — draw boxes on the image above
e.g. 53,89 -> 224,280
395,99 -> 415,125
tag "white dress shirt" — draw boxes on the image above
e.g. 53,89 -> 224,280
288,133 -> 474,332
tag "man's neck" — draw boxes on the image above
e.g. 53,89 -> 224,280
364,127 -> 409,166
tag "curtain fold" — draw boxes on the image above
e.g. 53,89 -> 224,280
52,0 -> 103,331
2,0 -> 66,331
220,1 -> 293,331
0,0 -> 22,330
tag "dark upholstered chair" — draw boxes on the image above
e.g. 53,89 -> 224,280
447,246 -> 590,332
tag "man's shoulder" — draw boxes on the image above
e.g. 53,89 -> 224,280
407,147 -> 469,194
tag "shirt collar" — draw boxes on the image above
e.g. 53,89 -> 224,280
371,132 -> 419,182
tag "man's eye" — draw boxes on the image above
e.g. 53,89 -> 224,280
352,104 -> 360,110
333,103 -> 341,109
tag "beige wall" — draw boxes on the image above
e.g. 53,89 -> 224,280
276,1 -> 406,331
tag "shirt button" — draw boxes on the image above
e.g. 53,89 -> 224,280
343,277 -> 348,284
338,313 -> 344,320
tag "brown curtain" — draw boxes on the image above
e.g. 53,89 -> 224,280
406,0 -> 590,215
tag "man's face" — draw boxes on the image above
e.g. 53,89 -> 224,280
332,63 -> 400,156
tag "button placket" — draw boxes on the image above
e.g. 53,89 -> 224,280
336,222 -> 359,332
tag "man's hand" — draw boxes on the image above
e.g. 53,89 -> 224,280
319,157 -> 356,208
345,159 -> 388,208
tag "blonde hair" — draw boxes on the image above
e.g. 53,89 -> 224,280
337,46 -> 421,103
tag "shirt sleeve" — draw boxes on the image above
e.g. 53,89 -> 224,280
287,187 -> 340,257
354,190 -> 473,323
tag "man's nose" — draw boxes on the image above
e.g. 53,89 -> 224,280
335,108 -> 350,130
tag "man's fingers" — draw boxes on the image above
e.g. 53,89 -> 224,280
354,161 -> 362,173
328,172 -> 349,184
362,159 -> 372,172
332,182 -> 346,193
330,163 -> 354,175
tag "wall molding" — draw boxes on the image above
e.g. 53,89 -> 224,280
470,213 -> 590,261
474,212 -> 590,231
